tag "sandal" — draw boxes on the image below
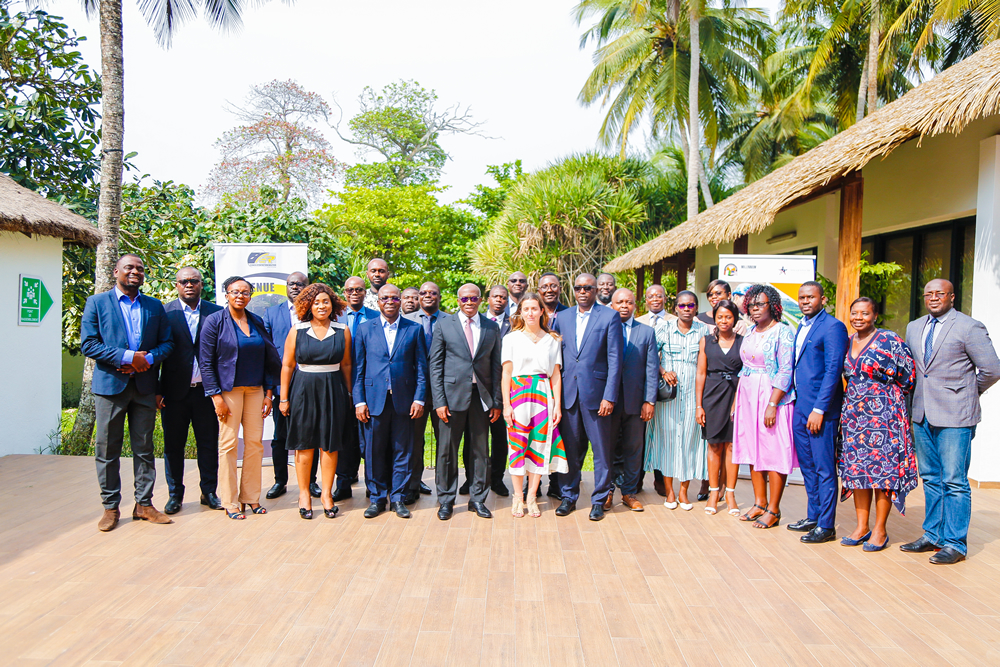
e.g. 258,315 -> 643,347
511,498 -> 525,518
527,498 -> 541,518
242,504 -> 267,515
323,506 -> 339,519
752,509 -> 781,529
705,486 -> 720,515
225,508 -> 245,520
739,503 -> 766,522
725,488 -> 741,516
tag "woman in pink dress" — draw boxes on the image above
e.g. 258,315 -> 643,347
733,284 -> 797,529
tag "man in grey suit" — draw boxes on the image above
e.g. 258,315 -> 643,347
903,279 -> 1000,564
430,284 -> 503,520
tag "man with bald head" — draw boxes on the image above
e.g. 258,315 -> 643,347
364,258 -> 390,311
596,273 -> 617,306
157,267 -> 223,514
903,278 -> 1000,564
506,271 -> 528,315
429,284 -> 503,519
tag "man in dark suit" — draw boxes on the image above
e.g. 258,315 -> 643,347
401,287 -> 421,315
788,281 -> 849,544
484,285 -> 511,496
156,267 -> 223,514
505,271 -> 528,316
334,276 -> 380,501
403,281 -> 444,502
262,272 -> 319,500
353,284 -> 428,519
605,288 -> 657,512
538,272 -> 569,325
430,284 -> 503,520
81,254 -> 175,532
551,273 -> 623,520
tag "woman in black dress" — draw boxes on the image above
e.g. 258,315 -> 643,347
279,283 -> 352,519
695,300 -> 743,516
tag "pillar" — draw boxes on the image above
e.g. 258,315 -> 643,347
835,175 -> 863,325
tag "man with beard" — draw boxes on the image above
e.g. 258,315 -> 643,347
363,258 -> 390,311
596,273 -> 617,306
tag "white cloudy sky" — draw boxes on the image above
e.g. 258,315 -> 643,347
39,0 -> 782,205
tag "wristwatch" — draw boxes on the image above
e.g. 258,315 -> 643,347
767,401 -> 777,407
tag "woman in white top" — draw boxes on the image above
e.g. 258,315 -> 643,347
501,293 -> 567,518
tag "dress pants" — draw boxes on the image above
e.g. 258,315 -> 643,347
437,386 -> 490,504
94,378 -> 157,509
608,402 -> 646,496
559,401 -> 614,505
161,384 -> 219,500
271,394 -> 318,487
912,419 -> 975,555
218,386 -> 265,511
336,415 -> 364,489
486,415 -> 508,488
792,411 -> 839,531
363,393 -> 414,504
409,402 -> 440,492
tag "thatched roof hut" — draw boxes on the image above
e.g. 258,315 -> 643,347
604,40 -> 1000,273
0,172 -> 101,247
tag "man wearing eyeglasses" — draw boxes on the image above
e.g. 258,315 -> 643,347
551,273 -> 624,520
506,271 -> 528,316
157,267 -> 224,514
903,279 -> 1000,564
636,284 -> 677,329
334,277 -> 380,501
403,282 -> 446,501
364,258 -> 390,311
538,272 -> 569,324
263,272 -> 319,500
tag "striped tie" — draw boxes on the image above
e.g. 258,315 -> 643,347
923,317 -> 939,366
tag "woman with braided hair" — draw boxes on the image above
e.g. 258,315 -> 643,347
732,284 -> 798,529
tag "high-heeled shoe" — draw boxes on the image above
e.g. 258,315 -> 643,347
679,502 -> 694,511
299,507 -> 313,520
323,506 -> 339,519
527,498 -> 541,518
705,487 -> 720,515
863,535 -> 890,552
225,508 -> 245,520
242,503 -> 267,515
511,498 -> 525,518
841,530 -> 872,547
725,488 -> 741,516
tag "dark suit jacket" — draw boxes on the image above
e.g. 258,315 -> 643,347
158,298 -> 223,401
485,311 -> 511,338
429,313 -> 503,412
262,300 -> 297,361
546,302 -> 570,326
199,307 -> 281,396
792,309 -> 849,417
81,289 -> 174,396
620,320 -> 659,415
352,316 -> 428,416
552,303 -> 623,410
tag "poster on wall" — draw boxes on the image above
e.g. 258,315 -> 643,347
213,243 -> 308,315
718,254 -> 816,328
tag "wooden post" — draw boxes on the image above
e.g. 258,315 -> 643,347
835,175 -> 864,325
636,266 -> 645,312
677,250 -> 691,292
652,259 -> 663,286
733,234 -> 749,254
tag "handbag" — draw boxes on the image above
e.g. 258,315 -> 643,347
656,327 -> 677,402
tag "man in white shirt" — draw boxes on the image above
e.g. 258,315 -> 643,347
506,271 -> 528,315
636,284 -> 677,328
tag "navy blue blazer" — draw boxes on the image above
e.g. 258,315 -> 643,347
792,309 -> 849,417
198,307 -> 281,396
262,300 -> 297,361
81,289 -> 174,397
352,316 -> 428,417
619,319 -> 659,415
552,303 -> 624,410
157,298 -> 223,401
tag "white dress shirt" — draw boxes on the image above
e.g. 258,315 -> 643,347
287,299 -> 300,325
508,297 -> 519,315
182,300 -> 202,384
576,305 -> 593,350
795,313 -> 815,362
381,314 -> 399,354
485,310 -> 504,326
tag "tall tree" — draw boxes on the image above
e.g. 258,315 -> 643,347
688,0 -> 702,219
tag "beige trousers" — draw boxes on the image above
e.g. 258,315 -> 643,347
218,386 -> 264,511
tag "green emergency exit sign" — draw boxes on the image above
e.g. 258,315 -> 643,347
19,274 -> 53,325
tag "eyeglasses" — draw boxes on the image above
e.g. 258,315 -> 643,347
227,290 -> 252,298
419,290 -> 439,296
923,291 -> 952,299
538,284 -> 559,291
749,300 -> 770,310
573,285 -> 596,292
379,296 -> 401,303
287,281 -> 307,288
176,279 -> 201,286
459,296 -> 481,304
676,303 -> 697,310
344,287 -> 365,294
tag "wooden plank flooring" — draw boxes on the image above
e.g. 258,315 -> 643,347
2,453 -> 1000,665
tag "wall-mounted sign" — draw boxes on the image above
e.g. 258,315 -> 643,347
18,274 -> 53,326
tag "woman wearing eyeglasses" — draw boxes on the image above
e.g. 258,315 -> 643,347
199,276 -> 282,520
644,290 -> 709,510
732,284 -> 797,529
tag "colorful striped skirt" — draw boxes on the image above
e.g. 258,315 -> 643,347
507,374 -> 568,476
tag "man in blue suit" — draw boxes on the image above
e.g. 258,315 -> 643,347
81,254 -> 175,532
551,273 -> 624,520
334,276 -> 380,501
789,281 -> 849,543
262,272 -> 319,500
353,284 -> 428,519
605,288 -> 658,512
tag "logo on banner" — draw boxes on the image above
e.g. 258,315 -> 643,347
723,263 -> 738,277
247,251 -> 277,267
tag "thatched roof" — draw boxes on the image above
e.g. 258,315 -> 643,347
0,172 -> 100,247
604,40 -> 1000,273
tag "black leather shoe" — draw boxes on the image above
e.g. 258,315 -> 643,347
469,501 -> 493,519
403,490 -> 419,506
164,497 -> 182,515
929,547 -> 966,565
546,486 -> 561,499
787,518 -> 818,533
555,499 -> 576,517
491,482 -> 510,497
350,476 -> 360,485
200,493 -> 223,510
309,482 -> 322,499
392,501 -> 411,518
332,485 -> 352,502
800,527 -> 836,544
589,504 -> 605,521
438,503 -> 454,521
265,484 -> 286,500
363,502 -> 385,519
697,493 -> 710,502
900,536 -> 939,553
365,489 -> 371,498
419,481 -> 432,495
459,480 -> 471,495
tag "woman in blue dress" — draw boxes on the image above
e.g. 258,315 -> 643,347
839,297 -> 917,552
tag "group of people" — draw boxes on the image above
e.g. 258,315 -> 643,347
81,254 -> 1000,565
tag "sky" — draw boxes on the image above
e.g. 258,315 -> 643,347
39,0 -> 783,206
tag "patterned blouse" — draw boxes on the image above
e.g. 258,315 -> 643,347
738,322 -> 796,405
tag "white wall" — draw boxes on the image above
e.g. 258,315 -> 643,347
0,233 -> 63,456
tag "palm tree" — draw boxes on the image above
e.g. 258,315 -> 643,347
885,0 -> 1000,68
687,0 -> 702,219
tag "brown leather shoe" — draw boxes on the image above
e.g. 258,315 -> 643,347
603,491 -> 614,511
132,504 -> 174,524
98,508 -> 120,532
622,494 -> 644,512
